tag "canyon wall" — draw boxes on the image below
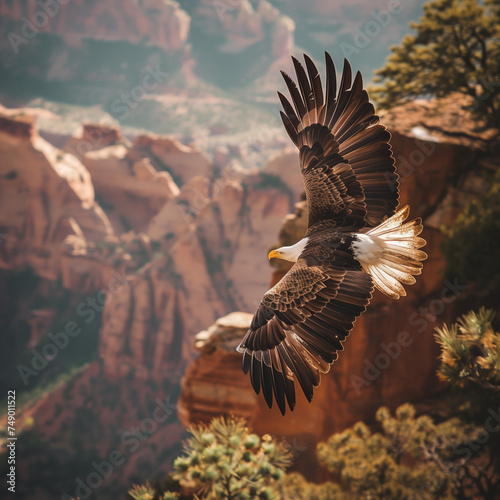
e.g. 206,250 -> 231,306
3,91 -> 498,496
0,0 -> 190,53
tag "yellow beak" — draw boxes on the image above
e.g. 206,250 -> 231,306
268,250 -> 281,260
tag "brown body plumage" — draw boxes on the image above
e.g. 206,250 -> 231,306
237,53 -> 427,415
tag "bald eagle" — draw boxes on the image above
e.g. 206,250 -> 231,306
237,53 -> 427,415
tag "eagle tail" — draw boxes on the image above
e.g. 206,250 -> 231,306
352,206 -> 427,299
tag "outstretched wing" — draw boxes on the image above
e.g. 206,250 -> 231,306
238,258 -> 373,415
279,52 -> 398,228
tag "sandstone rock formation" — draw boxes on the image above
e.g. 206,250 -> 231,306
130,134 -> 212,186
1,110 -> 283,499
0,109 -> 294,498
99,227 -> 229,380
262,147 -> 302,202
64,128 -> 212,234
178,312 -> 257,426
195,0 -> 293,60
147,176 -> 211,241
83,145 -> 180,234
193,311 -> 254,353
0,107 -> 291,383
64,124 -> 128,160
379,93 -> 498,149
193,173 -> 292,310
6,81 -> 498,499
0,0 -> 190,53
0,112 -> 113,285
99,171 -> 292,380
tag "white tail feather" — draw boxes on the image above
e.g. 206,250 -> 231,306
352,206 -> 427,299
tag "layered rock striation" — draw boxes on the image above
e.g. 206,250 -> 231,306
0,112 -> 113,285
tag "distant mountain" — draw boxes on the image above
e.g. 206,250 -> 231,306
267,0 -> 427,81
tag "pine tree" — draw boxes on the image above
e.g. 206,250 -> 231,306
370,0 -> 500,127
129,483 -> 179,500
435,308 -> 500,392
282,472 -> 345,499
155,416 -> 291,500
129,310 -> 500,500
433,308 -> 500,498
316,403 -> 465,499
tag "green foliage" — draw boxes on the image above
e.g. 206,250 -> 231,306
129,482 -> 179,500
170,416 -> 291,500
129,483 -> 155,500
130,401 -> 499,499
283,472 -> 345,499
435,308 -> 500,436
317,403 -> 464,499
7,361 -> 90,418
435,308 -> 500,390
441,170 -> 500,288
130,309 -> 500,500
371,0 -> 500,127
432,309 -> 500,497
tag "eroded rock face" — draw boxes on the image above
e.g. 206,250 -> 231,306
82,144 -> 181,234
0,109 -> 292,381
379,93 -> 498,149
13,361 -> 183,500
262,147 -> 302,201
147,176 -> 211,242
0,0 -> 191,119
130,134 -> 212,186
0,0 -> 190,53
194,174 -> 292,312
0,113 -> 113,284
64,124 -> 127,160
193,311 -> 254,353
65,128 -> 213,234
8,87 -> 499,497
3,108 -> 294,498
177,312 -> 257,426
99,227 -> 229,380
99,174 -> 292,379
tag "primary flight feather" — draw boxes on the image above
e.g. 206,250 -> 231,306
237,52 -> 427,415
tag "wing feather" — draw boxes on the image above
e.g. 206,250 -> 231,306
278,52 -> 398,229
304,53 -> 324,123
292,56 -> 314,121
238,260 -> 373,414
